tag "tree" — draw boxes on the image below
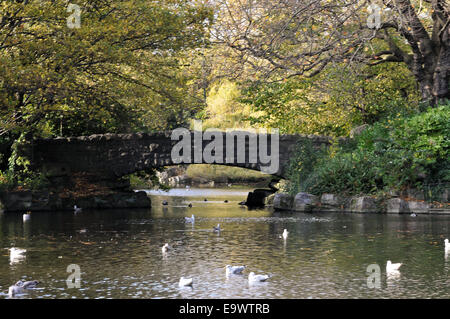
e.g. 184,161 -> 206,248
213,0 -> 449,105
0,0 -> 213,137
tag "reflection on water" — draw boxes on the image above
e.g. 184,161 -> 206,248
1,188 -> 450,299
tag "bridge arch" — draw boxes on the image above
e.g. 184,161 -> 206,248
18,131 -> 338,180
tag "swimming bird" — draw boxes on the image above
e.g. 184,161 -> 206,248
386,260 -> 402,272
410,213 -> 417,217
445,239 -> 450,251
74,205 -> 82,213
23,212 -> 31,222
17,280 -> 39,289
281,229 -> 288,240
224,200 -> 228,203
162,200 -> 168,206
204,198 -> 208,202
188,203 -> 192,208
162,243 -> 171,253
238,201 -> 246,206
248,272 -> 270,283
213,224 -> 221,232
179,277 -> 193,287
185,214 -> 195,223
8,280 -> 39,297
8,285 -> 23,297
226,265 -> 245,276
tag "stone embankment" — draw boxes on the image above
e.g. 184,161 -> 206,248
0,190 -> 150,212
269,191 -> 449,214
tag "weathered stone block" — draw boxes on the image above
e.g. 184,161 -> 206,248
386,198 -> 410,213
273,193 -> 294,211
408,200 -> 429,213
319,193 -> 346,212
350,196 -> 379,213
293,192 -> 319,212
321,194 -> 344,206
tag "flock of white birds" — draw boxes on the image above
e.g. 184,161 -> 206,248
162,213 -> 273,287
6,206 -> 450,296
165,215 -> 450,289
167,213 -> 450,289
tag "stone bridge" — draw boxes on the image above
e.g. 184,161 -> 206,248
4,131 -> 348,211
19,131 -> 342,183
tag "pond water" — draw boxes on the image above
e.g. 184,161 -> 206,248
1,187 -> 450,299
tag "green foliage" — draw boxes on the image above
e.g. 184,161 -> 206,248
197,80 -> 259,130
241,63 -> 420,136
0,170 -> 15,192
0,0 -> 214,192
285,139 -> 328,194
0,133 -> 50,191
0,0 -> 213,138
129,168 -> 170,191
286,104 -> 450,196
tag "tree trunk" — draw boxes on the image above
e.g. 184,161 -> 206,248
386,0 -> 449,106
432,24 -> 450,105
410,41 -> 449,106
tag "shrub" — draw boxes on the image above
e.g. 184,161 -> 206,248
286,103 -> 450,196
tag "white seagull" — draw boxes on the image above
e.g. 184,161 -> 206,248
185,214 -> 195,223
213,224 -> 221,232
74,205 -> 82,213
226,265 -> 245,276
8,280 -> 39,297
445,239 -> 450,251
281,229 -> 288,240
162,243 -> 171,253
23,213 -> 31,222
248,272 -> 270,283
386,260 -> 402,272
179,277 -> 193,287
445,239 -> 450,260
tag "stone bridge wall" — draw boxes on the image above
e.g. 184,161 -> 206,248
18,131 -> 343,181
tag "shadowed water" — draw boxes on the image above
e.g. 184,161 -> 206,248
1,187 -> 450,299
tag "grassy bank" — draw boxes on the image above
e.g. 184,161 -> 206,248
186,164 -> 272,185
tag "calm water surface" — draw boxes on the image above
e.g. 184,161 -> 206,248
1,187 -> 450,299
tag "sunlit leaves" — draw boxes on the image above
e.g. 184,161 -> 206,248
0,0 -> 213,136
